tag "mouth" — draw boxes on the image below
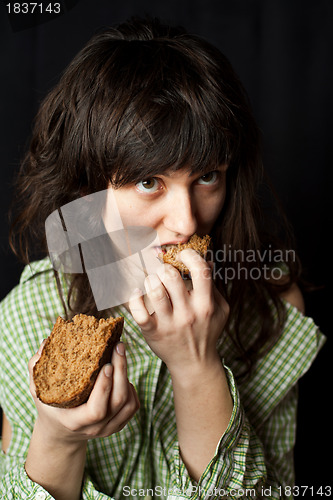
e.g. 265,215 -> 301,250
158,240 -> 191,255
160,244 -> 179,255
153,244 -> 179,257
155,234 -> 211,277
158,234 -> 211,258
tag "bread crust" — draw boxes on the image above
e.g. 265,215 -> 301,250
160,234 -> 211,276
33,314 -> 123,408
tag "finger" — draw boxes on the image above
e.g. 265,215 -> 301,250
156,264 -> 188,312
144,273 -> 172,316
213,285 -> 230,321
109,343 -> 130,416
28,339 -> 47,371
84,362 -> 114,423
99,382 -> 140,437
29,339 -> 47,398
129,382 -> 140,411
128,288 -> 153,329
178,249 -> 213,298
112,382 -> 140,428
207,260 -> 214,271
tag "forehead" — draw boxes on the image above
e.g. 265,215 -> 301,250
153,163 -> 228,179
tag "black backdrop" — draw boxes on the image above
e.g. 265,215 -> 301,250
0,0 -> 331,489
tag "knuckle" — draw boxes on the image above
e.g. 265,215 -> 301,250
149,286 -> 166,302
128,395 -> 140,415
163,264 -> 181,280
180,248 -> 197,260
179,310 -> 196,327
64,420 -> 81,433
85,426 -> 101,439
136,316 -> 152,330
202,303 -> 215,319
112,393 -> 127,410
201,265 -> 212,280
86,407 -> 106,424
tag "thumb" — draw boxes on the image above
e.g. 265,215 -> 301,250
29,339 -> 47,398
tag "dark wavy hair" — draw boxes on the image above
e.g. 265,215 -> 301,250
9,16 -> 301,376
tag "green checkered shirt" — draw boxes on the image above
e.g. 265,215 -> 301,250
0,259 -> 325,499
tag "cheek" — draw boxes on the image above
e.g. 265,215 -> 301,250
198,189 -> 226,224
109,189 -> 159,228
103,187 -> 143,232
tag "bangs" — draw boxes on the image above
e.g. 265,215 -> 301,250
83,38 -> 239,187
109,101 -> 231,187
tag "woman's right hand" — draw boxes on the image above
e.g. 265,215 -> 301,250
25,341 -> 139,500
28,340 -> 140,445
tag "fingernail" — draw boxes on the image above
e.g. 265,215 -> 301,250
104,364 -> 113,378
131,288 -> 143,298
116,342 -> 126,356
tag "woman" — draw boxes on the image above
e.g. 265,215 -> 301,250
0,16 -> 325,500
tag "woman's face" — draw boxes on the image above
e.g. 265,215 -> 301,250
103,165 -> 227,250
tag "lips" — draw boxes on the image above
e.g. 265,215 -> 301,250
155,238 -> 196,257
160,239 -> 194,255
160,244 -> 179,254
154,244 -> 179,257
155,234 -> 212,277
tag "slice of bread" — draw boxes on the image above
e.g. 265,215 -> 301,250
160,234 -> 211,276
33,314 -> 124,408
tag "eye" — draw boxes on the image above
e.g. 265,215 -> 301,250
197,171 -> 219,185
135,178 -> 160,193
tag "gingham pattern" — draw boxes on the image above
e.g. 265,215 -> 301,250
0,259 -> 325,499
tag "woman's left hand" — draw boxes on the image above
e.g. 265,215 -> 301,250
130,249 -> 233,481
129,249 -> 229,376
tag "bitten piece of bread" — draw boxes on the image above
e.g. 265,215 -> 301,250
160,234 -> 211,276
33,314 -> 124,408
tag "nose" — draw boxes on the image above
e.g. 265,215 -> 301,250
163,190 -> 197,237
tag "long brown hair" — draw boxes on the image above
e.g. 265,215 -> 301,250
9,16 -> 301,375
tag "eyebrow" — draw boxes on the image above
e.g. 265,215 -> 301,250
191,164 -> 227,176
159,164 -> 227,179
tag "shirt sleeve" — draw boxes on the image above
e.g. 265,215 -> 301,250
0,457 -> 52,500
0,452 -> 116,500
169,364 -> 293,500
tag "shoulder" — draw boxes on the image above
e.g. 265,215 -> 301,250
265,261 -> 305,314
279,283 -> 305,314
0,258 -> 67,348
238,288 -> 325,425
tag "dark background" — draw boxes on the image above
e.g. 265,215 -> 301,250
0,0 -> 331,489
